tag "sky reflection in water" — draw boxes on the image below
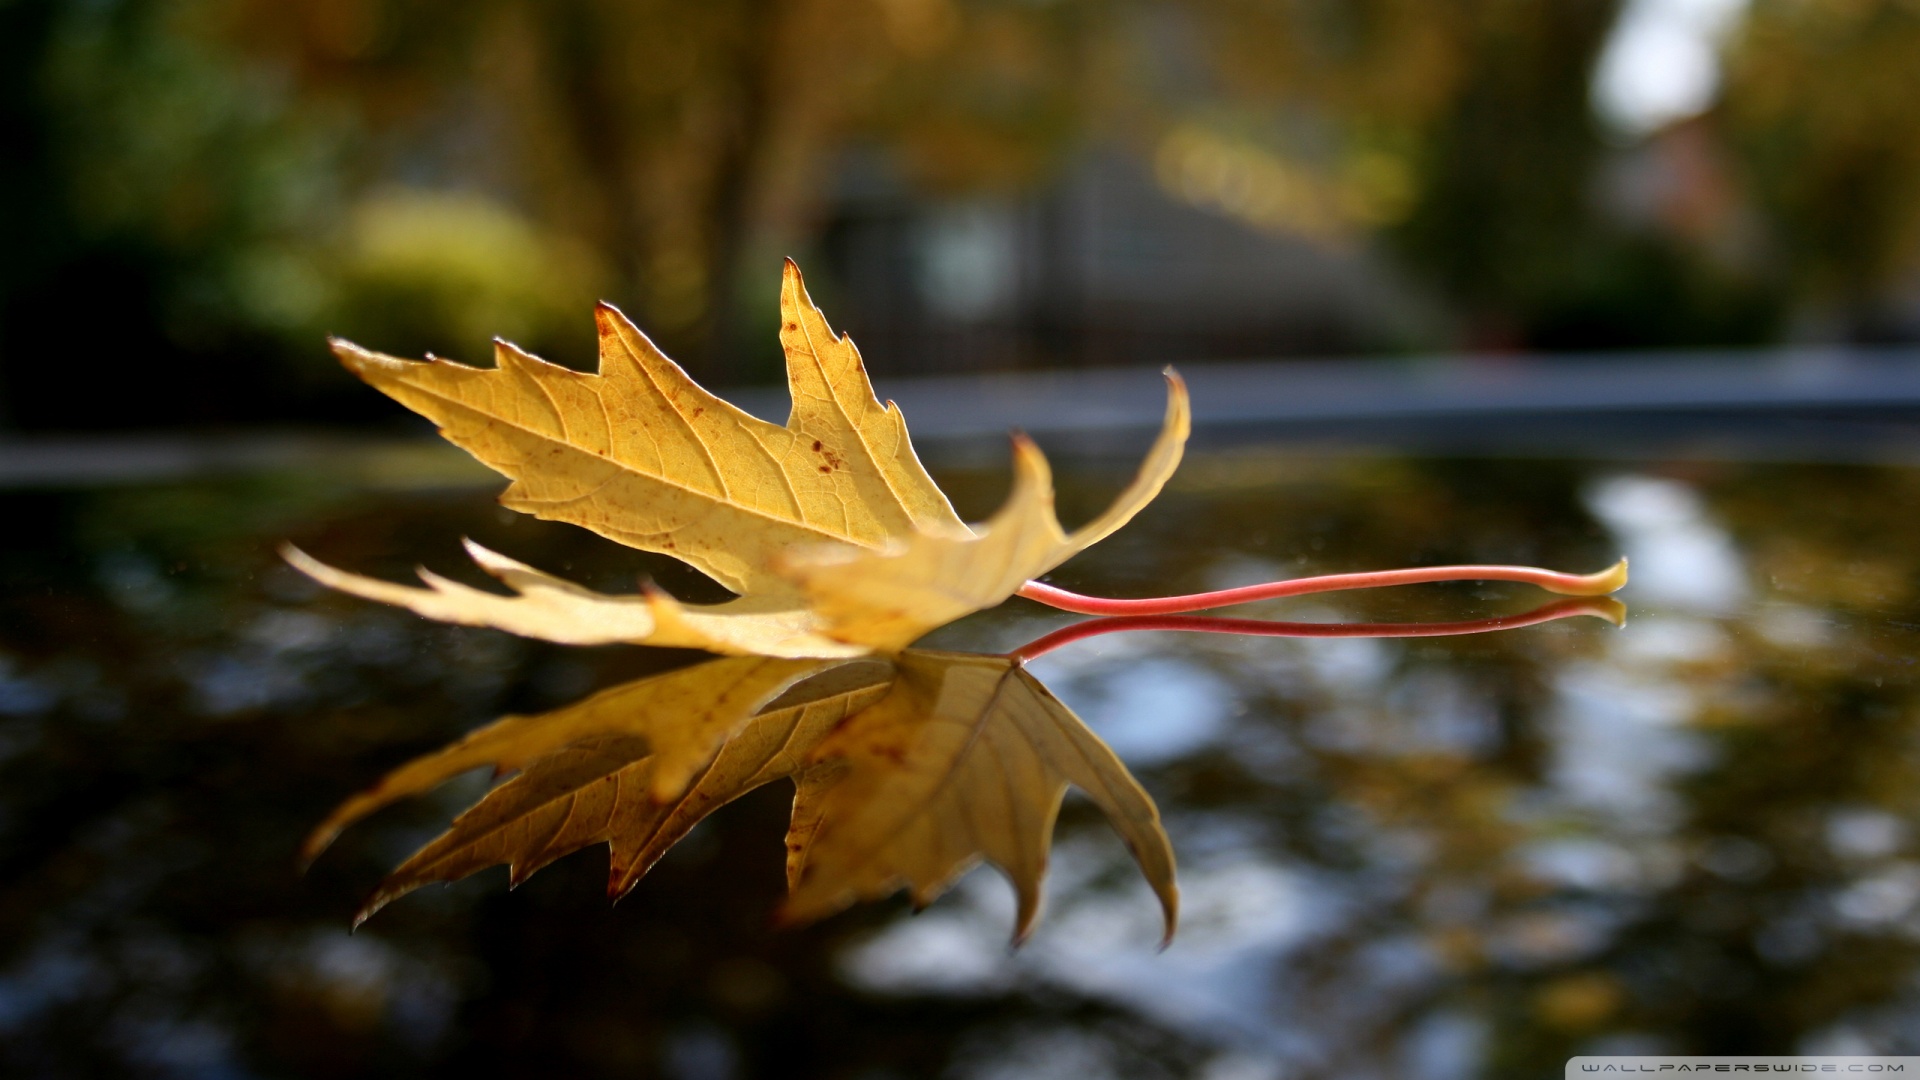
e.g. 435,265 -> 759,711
2,444 -> 1919,1078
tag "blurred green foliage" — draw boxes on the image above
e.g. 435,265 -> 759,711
1722,0 -> 1920,337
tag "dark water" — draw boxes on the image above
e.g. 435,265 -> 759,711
4,438 -> 1919,1079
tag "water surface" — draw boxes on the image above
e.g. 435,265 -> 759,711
3,438 -> 1918,1078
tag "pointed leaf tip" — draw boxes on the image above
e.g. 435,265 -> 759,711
350,889 -> 394,929
327,337 -> 382,371
780,259 -> 808,305
592,299 -> 635,334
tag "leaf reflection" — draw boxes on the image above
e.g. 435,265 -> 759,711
312,597 -> 1621,943
20,457 -> 1920,1074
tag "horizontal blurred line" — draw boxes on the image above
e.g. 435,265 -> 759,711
730,345 -> 1920,438
4,348 -> 1920,485
0,435 -> 496,489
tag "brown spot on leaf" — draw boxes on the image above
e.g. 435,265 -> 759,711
811,440 -> 822,452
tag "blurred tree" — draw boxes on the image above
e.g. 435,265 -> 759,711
1173,0 -> 1639,346
1720,0 -> 1920,341
1170,0 -> 1785,350
1381,0 -> 1621,347
208,0 -> 1108,379
1,0 -> 1110,422
1,0 -> 364,429
6,0 -> 1638,410
10,0 -> 1909,430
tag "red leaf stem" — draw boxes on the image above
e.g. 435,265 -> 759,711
1015,558 -> 1627,617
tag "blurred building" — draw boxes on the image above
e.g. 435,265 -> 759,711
817,149 -> 1420,377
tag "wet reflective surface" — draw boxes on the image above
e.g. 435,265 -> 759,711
5,440 -> 1920,1078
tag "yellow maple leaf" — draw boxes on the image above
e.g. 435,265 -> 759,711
289,259 -> 1186,656
293,258 -> 1623,943
781,381 -> 1188,650
281,538 -> 867,659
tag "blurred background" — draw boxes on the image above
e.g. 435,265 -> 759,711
10,3 -> 1920,1078
6,0 -> 1920,431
